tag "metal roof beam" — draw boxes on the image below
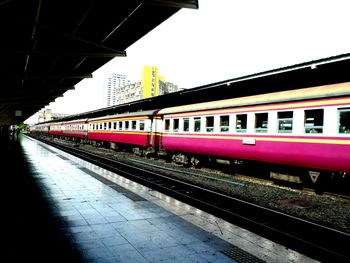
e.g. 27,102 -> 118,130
4,74 -> 92,79
33,85 -> 75,90
0,96 -> 62,103
42,26 -> 126,56
22,0 -> 43,89
7,50 -> 126,58
142,0 -> 198,9
73,3 -> 144,71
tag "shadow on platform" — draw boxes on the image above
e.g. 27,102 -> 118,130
0,133 -> 84,262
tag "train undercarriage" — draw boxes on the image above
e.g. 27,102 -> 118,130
160,150 -> 349,194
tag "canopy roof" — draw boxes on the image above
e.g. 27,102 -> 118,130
0,0 -> 197,125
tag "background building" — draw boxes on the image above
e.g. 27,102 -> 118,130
159,77 -> 179,95
103,73 -> 128,107
38,109 -> 69,123
116,82 -> 142,105
111,66 -> 179,105
141,65 -> 159,98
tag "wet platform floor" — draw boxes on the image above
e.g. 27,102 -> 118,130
1,134 -> 319,262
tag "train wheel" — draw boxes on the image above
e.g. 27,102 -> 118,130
190,157 -> 201,168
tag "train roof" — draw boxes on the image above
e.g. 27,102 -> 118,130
88,109 -> 159,121
62,118 -> 89,124
158,82 -> 350,115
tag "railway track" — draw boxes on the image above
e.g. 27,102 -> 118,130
131,157 -> 350,200
29,135 -> 350,263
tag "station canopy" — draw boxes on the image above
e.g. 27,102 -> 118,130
0,0 -> 198,126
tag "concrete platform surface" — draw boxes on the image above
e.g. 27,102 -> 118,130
1,135 -> 320,262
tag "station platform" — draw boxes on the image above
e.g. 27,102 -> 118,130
1,134 -> 319,263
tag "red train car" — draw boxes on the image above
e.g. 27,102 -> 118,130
87,110 -> 160,153
61,119 -> 88,140
48,121 -> 63,137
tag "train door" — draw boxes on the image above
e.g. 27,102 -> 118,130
150,116 -> 162,151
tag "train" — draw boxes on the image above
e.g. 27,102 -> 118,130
30,81 -> 350,187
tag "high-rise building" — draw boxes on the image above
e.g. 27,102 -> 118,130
141,66 -> 159,99
103,73 -> 128,107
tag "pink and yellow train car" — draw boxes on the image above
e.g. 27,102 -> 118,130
158,82 -> 350,183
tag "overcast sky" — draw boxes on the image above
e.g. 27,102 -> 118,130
26,0 -> 350,123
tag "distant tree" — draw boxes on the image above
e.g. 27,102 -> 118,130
16,123 -> 28,132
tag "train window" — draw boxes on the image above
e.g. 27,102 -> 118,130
113,122 -> 117,130
100,123 -> 103,130
220,115 -> 229,132
338,108 -> 350,134
132,121 -> 137,130
183,118 -> 189,132
278,111 -> 293,133
119,121 -> 123,130
125,121 -> 129,130
194,117 -> 201,132
108,122 -> 112,130
173,119 -> 179,132
103,122 -> 106,130
164,119 -> 170,131
236,114 -> 247,133
206,116 -> 214,132
255,113 -> 268,133
139,120 -> 145,131
305,109 -> 323,133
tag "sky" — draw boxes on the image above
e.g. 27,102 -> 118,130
25,0 -> 350,124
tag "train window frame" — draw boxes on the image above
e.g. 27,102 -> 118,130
139,120 -> 145,131
206,116 -> 214,132
304,109 -> 324,134
125,121 -> 129,130
173,118 -> 179,132
194,117 -> 201,132
131,120 -> 137,130
236,114 -> 247,133
164,119 -> 170,131
338,107 -> 350,134
183,118 -> 189,132
119,121 -> 123,130
255,113 -> 268,133
113,122 -> 117,130
108,122 -> 112,130
220,115 -> 230,132
277,111 -> 293,133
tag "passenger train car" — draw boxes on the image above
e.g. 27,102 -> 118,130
29,82 -> 350,186
87,110 -> 161,154
158,82 -> 350,184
